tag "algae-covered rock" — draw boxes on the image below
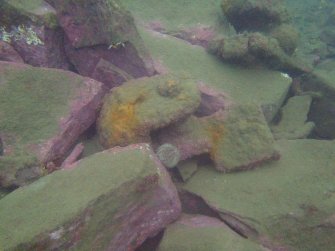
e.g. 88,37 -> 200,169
210,104 -> 279,172
270,24 -> 299,55
0,0 -> 71,69
157,214 -> 263,251
177,160 -> 198,182
0,41 -> 24,63
155,104 -> 279,172
210,32 -> 309,74
271,95 -> 315,140
156,143 -> 181,168
0,144 -> 181,250
98,74 -> 201,148
0,61 -> 104,188
221,0 -> 290,32
0,0 -> 58,28
184,139 -> 335,250
300,63 -> 335,139
48,0 -> 155,88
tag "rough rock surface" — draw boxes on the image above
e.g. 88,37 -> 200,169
194,83 -> 227,117
209,32 -> 309,75
183,139 -> 335,250
98,74 -> 201,148
155,104 -> 279,172
0,144 -> 181,250
0,61 -> 104,188
47,0 -> 155,88
271,95 -> 315,139
0,41 -> 24,63
221,0 -> 290,32
157,214 -> 263,251
300,63 -> 335,139
0,0 -> 71,70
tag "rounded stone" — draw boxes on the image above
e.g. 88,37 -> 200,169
156,144 -> 180,168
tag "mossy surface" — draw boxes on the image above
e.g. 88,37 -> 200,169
0,147 -> 157,250
122,0 -> 223,32
184,139 -> 335,250
212,104 -> 277,171
98,74 -> 200,148
138,28 -> 291,121
1,0 -> 58,28
158,217 -> 262,251
271,95 -> 314,139
0,63 -> 81,144
0,62 -> 84,186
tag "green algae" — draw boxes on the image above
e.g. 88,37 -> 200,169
0,147 -> 157,250
138,28 -> 291,121
0,64 -> 82,144
0,0 -> 58,28
184,139 -> 335,250
213,104 -> 277,171
158,217 -> 263,251
98,74 -> 200,148
0,63 -> 86,187
122,0 -> 224,32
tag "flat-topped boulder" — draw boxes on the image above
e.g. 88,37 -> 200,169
0,61 -> 104,188
98,74 -> 201,148
0,144 -> 181,250
183,139 -> 335,250
157,214 -> 263,251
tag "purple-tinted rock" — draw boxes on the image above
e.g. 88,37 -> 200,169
155,104 -> 279,172
47,0 -> 155,88
0,41 -> 24,63
195,83 -> 227,117
0,144 -> 181,250
11,25 -> 71,70
0,61 -> 105,188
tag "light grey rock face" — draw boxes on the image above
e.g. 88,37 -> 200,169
0,144 -> 181,251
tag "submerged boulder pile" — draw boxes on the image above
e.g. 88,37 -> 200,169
1,0 -> 333,250
209,0 -> 308,74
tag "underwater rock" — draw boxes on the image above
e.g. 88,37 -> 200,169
176,159 -> 198,182
210,104 -> 279,172
0,0 -> 71,70
98,74 -> 201,148
157,214 -> 263,251
183,139 -> 335,250
209,32 -> 309,75
300,63 -> 335,139
271,95 -> 315,140
270,24 -> 299,55
156,144 -> 181,168
0,41 -> 24,63
195,83 -> 227,117
221,0 -> 290,32
47,0 -> 155,88
155,104 -> 279,172
0,144 -> 181,250
0,61 -> 104,188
